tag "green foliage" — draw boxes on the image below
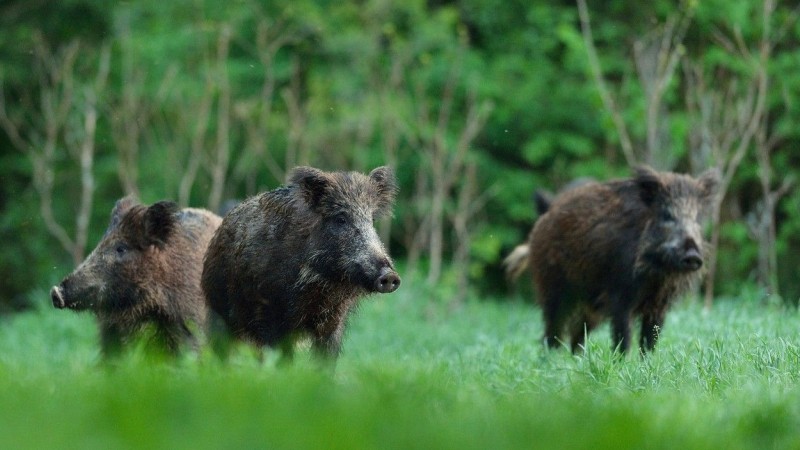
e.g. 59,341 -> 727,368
3,286 -> 800,448
2,0 -> 800,307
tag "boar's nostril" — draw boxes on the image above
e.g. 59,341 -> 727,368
50,285 -> 66,309
374,269 -> 401,294
680,248 -> 703,271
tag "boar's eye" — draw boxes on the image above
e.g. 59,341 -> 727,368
659,210 -> 676,223
334,214 -> 348,227
115,243 -> 129,257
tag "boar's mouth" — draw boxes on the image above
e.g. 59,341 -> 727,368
677,248 -> 703,272
50,285 -> 90,310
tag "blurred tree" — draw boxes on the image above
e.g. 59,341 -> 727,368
2,0 -> 800,311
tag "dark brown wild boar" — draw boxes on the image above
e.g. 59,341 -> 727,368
50,197 -> 222,357
505,166 -> 719,353
202,166 -> 400,360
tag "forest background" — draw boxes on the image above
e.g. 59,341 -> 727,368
1,0 -> 799,312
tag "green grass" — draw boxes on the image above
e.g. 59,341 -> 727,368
2,284 -> 800,449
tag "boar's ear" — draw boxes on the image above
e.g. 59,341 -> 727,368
289,166 -> 332,211
369,166 -> 398,217
634,165 -> 665,206
107,196 -> 138,232
533,189 -> 553,216
144,201 -> 180,247
697,167 -> 721,207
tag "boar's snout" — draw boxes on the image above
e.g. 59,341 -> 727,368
678,239 -> 703,271
374,266 -> 401,293
680,250 -> 702,271
51,285 -> 66,309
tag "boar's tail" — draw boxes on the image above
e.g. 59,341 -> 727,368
503,244 -> 530,282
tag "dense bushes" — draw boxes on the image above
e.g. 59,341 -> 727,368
1,0 -> 799,309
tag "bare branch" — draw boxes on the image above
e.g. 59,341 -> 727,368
112,29 -> 144,198
73,44 -> 110,261
207,24 -> 232,213
0,80 -> 30,151
698,0 -> 775,306
282,55 -> 309,171
633,9 -> 691,167
576,0 -> 636,166
177,69 -> 214,207
0,38 -> 108,264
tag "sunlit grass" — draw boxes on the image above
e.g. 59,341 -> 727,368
2,285 -> 799,449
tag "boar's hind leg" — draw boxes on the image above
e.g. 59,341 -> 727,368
540,292 -> 570,350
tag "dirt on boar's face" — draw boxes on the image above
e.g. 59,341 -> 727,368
202,166 -> 400,360
527,166 -> 719,354
50,197 -> 221,357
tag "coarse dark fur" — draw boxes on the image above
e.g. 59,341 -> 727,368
532,177 -> 597,217
50,197 -> 222,357
505,177 -> 596,280
202,166 -> 400,360
510,166 -> 719,354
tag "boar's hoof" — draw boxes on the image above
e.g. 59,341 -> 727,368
50,285 -> 66,309
375,267 -> 401,293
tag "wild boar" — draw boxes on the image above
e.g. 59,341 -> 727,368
202,166 -> 400,360
505,166 -> 719,353
50,197 -> 221,357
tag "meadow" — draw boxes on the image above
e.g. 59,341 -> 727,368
2,281 -> 799,449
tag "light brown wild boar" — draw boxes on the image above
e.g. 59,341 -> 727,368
50,197 -> 221,357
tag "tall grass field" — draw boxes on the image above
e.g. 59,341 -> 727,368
2,282 -> 799,449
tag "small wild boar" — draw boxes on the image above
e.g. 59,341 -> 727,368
50,197 -> 222,357
202,166 -> 401,360
505,166 -> 719,353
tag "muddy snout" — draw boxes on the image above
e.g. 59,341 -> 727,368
50,285 -> 66,309
374,266 -> 401,293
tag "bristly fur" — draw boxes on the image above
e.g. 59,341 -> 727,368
522,166 -> 719,354
368,166 -> 398,217
202,165 -> 400,360
51,199 -> 221,357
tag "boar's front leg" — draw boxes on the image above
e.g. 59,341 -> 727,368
275,337 -> 296,366
610,297 -> 633,353
155,319 -> 197,356
311,321 -> 345,361
639,308 -> 666,353
100,324 -> 125,359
